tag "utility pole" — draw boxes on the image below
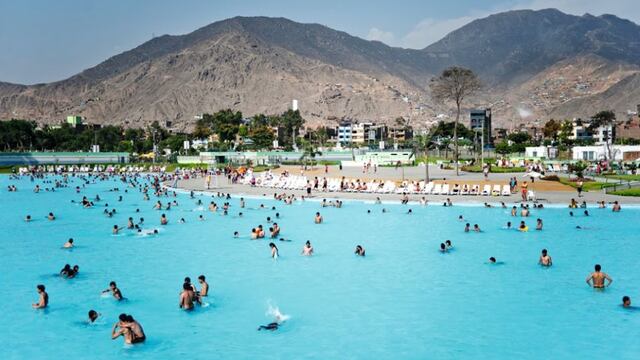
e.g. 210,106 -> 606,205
481,118 -> 485,167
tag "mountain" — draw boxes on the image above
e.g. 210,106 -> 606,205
1,10 -> 640,130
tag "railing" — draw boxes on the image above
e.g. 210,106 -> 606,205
603,180 -> 640,194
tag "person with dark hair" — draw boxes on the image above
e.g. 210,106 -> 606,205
198,275 -> 209,297
355,245 -> 366,256
67,265 -> 79,279
63,238 -> 74,248
60,264 -> 72,277
102,281 -> 123,300
622,296 -> 632,308
539,249 -> 552,267
445,240 -> 452,249
302,241 -> 314,256
489,257 -> 497,264
88,310 -> 99,323
464,223 -> 470,232
112,313 -> 146,344
32,284 -> 48,309
439,243 -> 447,253
586,264 -> 612,289
314,212 -> 323,224
179,283 -> 195,310
269,242 -> 279,259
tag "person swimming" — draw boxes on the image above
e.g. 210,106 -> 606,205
473,224 -> 481,232
25,215 -> 32,222
439,243 -> 447,253
269,242 -> 279,259
622,296 -> 632,308
354,245 -> 365,256
302,241 -> 313,256
63,238 -> 74,248
102,281 -> 124,300
160,213 -> 168,225
505,221 -> 512,229
535,218 -> 543,230
445,240 -> 452,249
586,264 -> 613,289
464,223 -> 470,232
47,212 -> 55,221
519,221 -> 528,232
88,310 -> 100,323
539,249 -> 552,266
314,212 -> 323,224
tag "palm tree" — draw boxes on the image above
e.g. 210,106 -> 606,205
412,134 -> 434,182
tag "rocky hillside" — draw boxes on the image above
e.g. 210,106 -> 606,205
2,10 -> 640,129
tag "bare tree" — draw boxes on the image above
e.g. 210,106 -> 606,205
430,67 -> 481,175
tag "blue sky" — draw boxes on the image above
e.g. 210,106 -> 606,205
0,0 -> 637,84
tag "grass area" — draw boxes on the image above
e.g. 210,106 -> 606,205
461,165 -> 526,173
0,165 -> 17,174
280,160 -> 341,166
603,174 -> 640,181
610,188 -> 640,197
557,178 -> 616,191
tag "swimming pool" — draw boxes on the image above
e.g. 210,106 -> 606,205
1,174 -> 639,359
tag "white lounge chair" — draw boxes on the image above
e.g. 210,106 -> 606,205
441,184 -> 450,195
492,184 -> 501,196
501,184 -> 511,196
432,183 -> 442,195
481,185 -> 491,196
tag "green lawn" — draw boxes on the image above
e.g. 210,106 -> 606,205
558,178 -> 616,191
603,174 -> 640,181
610,188 -> 640,197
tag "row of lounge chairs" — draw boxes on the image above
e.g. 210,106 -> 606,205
247,174 -> 513,196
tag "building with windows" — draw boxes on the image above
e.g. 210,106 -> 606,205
572,145 -> 640,161
469,108 -> 492,146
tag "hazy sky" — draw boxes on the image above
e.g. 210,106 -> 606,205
0,0 -> 638,84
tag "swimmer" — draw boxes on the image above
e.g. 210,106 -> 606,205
314,212 -> 323,224
233,231 -> 239,238
538,249 -> 552,266
279,238 -> 291,242
612,201 -> 621,212
439,243 -> 447,253
47,212 -> 55,221
127,217 -> 135,229
112,314 -> 146,344
25,215 -> 31,222
271,223 -> 280,237
473,224 -> 481,232
536,219 -> 543,230
67,265 -> 79,279
180,218 -> 185,223
102,281 -> 124,300
32,284 -> 48,309
354,245 -> 365,256
489,257 -> 497,264
445,240 -> 452,249
179,283 -> 195,310
407,209 -> 412,214
569,211 -> 574,217
464,223 -> 470,232
302,241 -> 314,256
511,206 -> 517,216
88,310 -> 100,323
586,264 -> 612,289
505,221 -> 512,229
622,296 -> 632,308
199,215 -> 205,221
160,213 -> 168,225
584,210 -> 589,216
198,275 -> 209,297
458,215 -> 464,221
113,225 -> 119,234
63,238 -> 74,248
269,242 -> 279,259
519,221 -> 528,232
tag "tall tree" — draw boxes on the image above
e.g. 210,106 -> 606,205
590,110 -> 617,160
430,67 -> 481,175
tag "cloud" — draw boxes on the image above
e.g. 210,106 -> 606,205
400,15 -> 476,49
366,27 -> 395,44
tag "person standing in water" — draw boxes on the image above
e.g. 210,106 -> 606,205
314,212 -> 323,224
112,314 -> 146,344
538,249 -> 552,266
269,242 -> 279,259
354,245 -> 365,256
179,283 -> 195,310
198,275 -> 209,297
32,284 -> 48,309
302,241 -> 314,256
586,264 -> 612,289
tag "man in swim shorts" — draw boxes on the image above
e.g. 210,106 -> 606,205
102,281 -> 124,300
586,264 -> 612,289
112,314 -> 146,344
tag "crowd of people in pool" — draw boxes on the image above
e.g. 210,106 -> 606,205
15,169 -> 635,348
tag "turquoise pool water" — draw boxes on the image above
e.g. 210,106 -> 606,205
1,174 -> 639,359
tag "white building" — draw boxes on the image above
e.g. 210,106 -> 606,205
568,119 -> 613,145
572,145 -> 640,161
525,146 -> 557,159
